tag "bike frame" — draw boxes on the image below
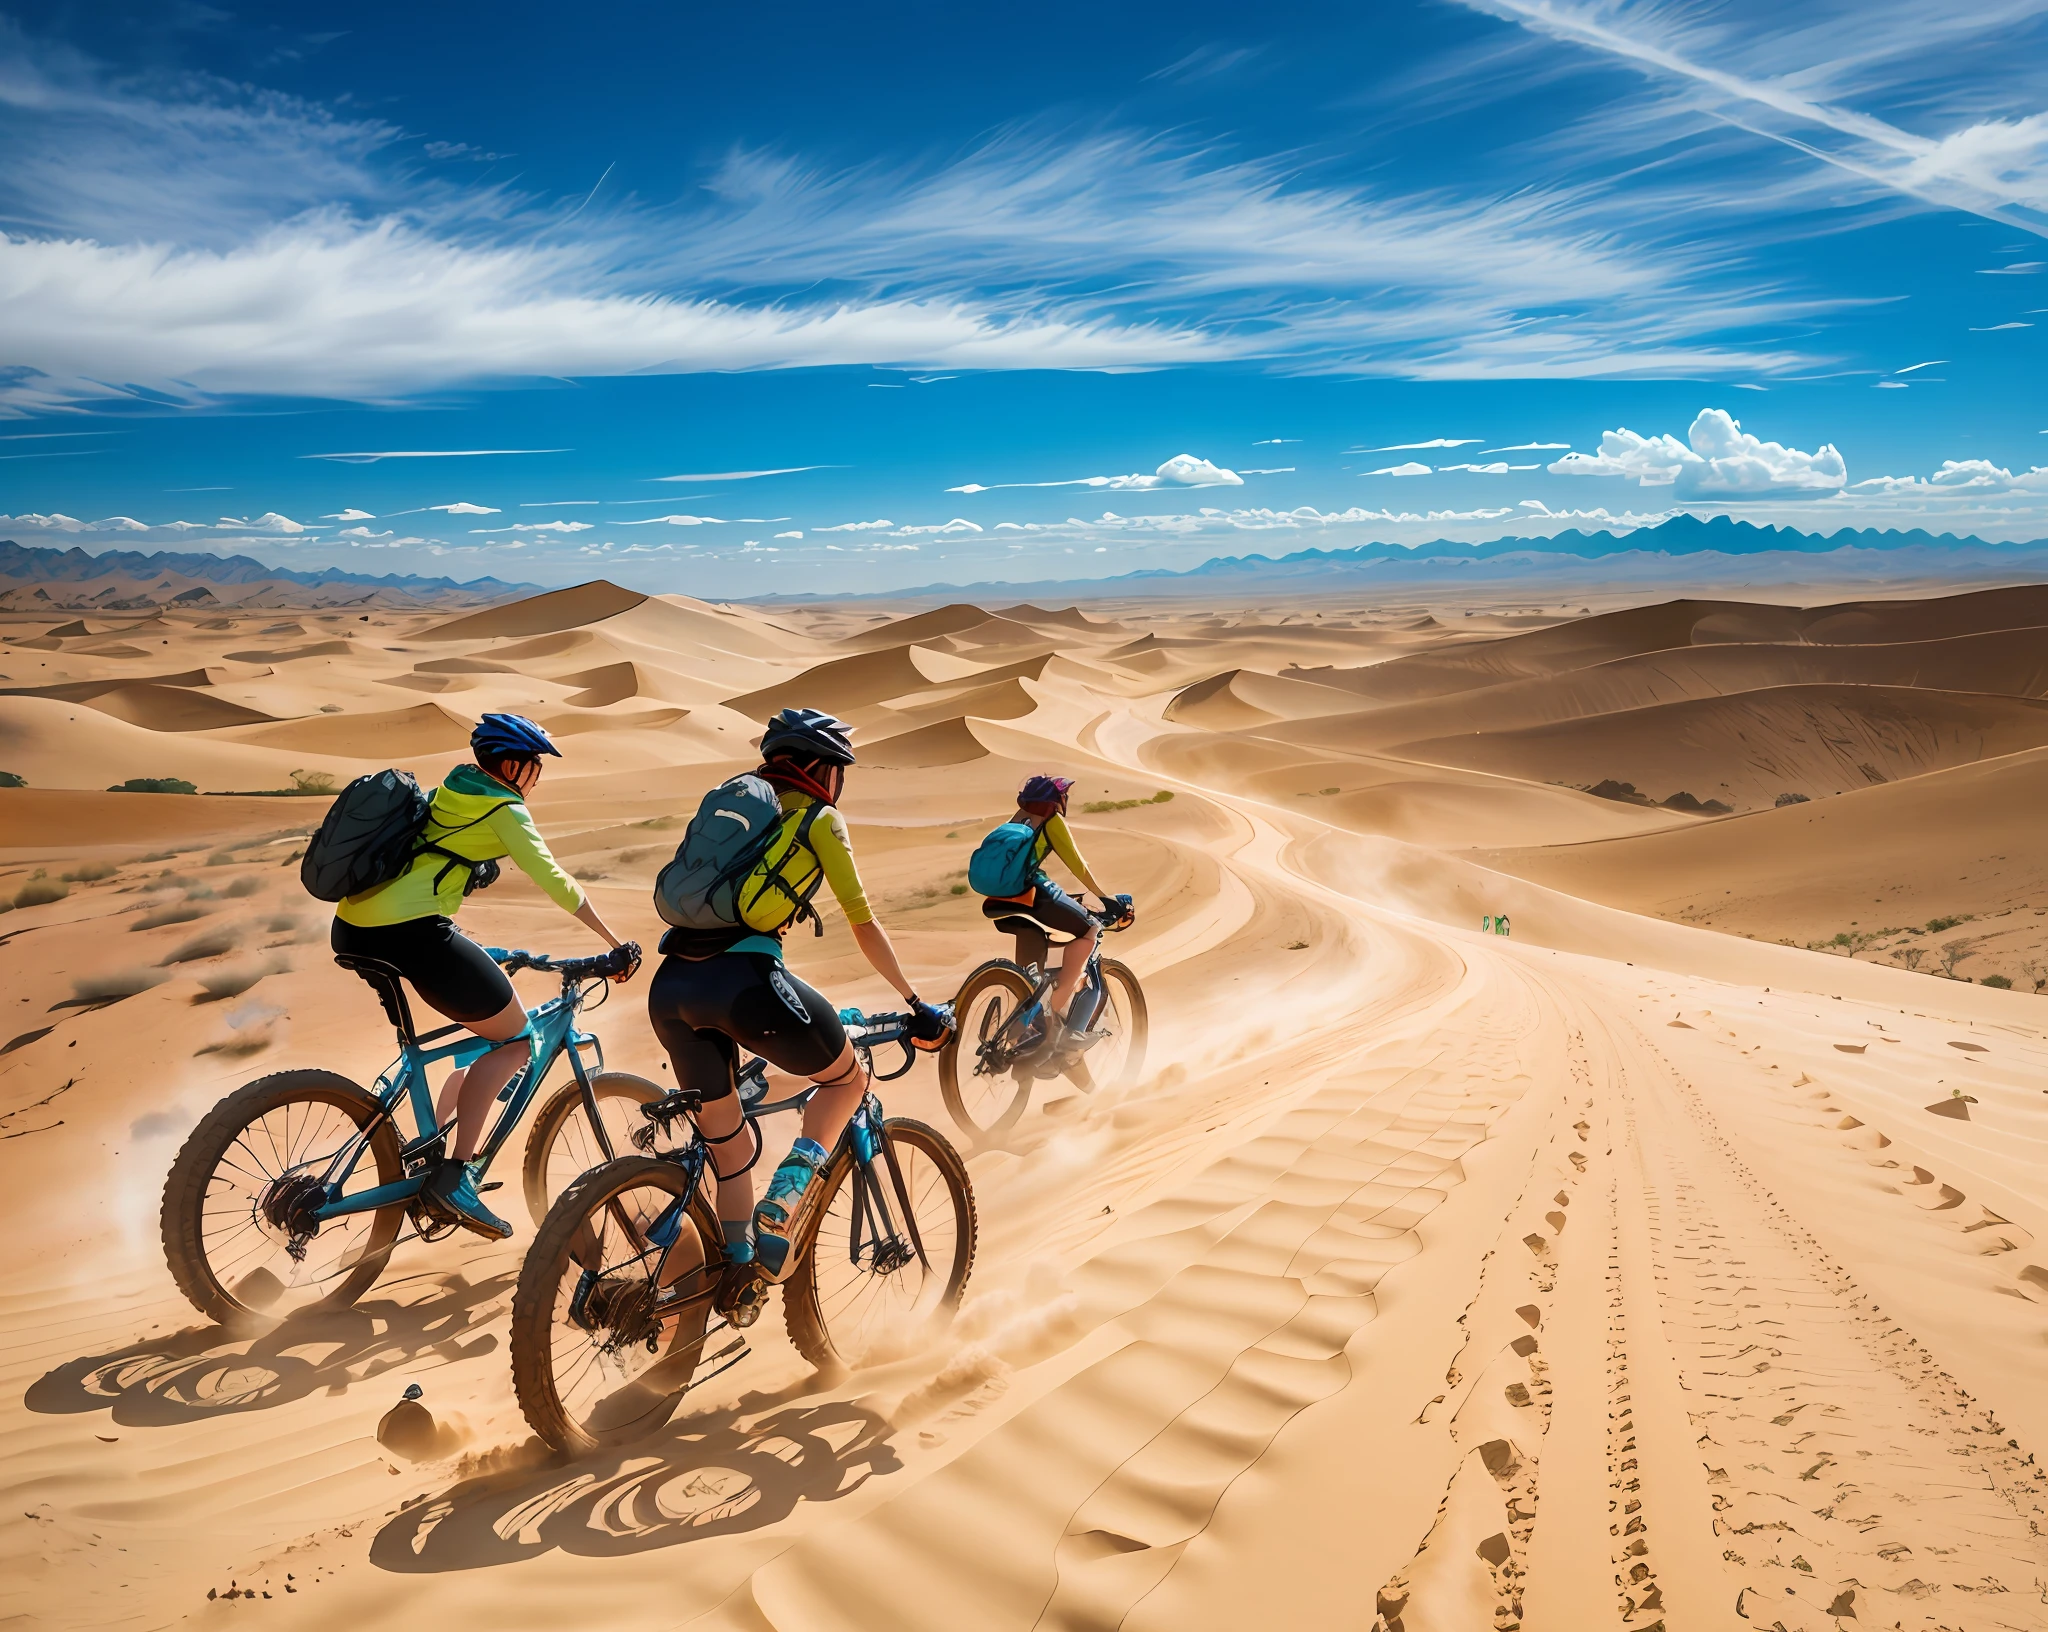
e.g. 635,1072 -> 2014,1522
639,1013 -> 932,1313
308,976 -> 610,1224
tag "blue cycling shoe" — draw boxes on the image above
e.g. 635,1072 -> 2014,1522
752,1138 -> 830,1282
426,1159 -> 513,1241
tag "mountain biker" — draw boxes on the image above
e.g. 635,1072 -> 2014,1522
645,707 -> 951,1312
330,713 -> 637,1240
980,774 -> 1132,1056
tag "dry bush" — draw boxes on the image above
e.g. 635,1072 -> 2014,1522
161,924 -> 244,965
131,902 -> 211,931
71,967 -> 168,1002
223,875 -> 264,898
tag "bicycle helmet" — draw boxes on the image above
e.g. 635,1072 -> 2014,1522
759,707 -> 856,766
471,713 -> 561,760
1018,774 -> 1074,816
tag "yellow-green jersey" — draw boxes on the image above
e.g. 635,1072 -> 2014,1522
335,762 -> 582,927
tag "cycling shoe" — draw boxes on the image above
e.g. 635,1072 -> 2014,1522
426,1159 -> 513,1241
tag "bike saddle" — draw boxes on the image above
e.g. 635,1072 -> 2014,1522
333,954 -> 417,1043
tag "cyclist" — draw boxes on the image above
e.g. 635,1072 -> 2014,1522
646,707 -> 951,1312
330,713 -> 637,1240
979,774 -> 1133,1057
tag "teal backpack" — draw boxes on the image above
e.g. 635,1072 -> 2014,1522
967,821 -> 1040,898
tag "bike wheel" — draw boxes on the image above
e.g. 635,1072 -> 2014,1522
520,1071 -> 666,1226
1065,959 -> 1148,1092
938,961 -> 1037,1142
510,1155 -> 722,1455
161,1071 -> 404,1328
784,1118 -> 976,1371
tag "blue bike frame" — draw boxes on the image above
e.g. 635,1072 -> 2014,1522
309,977 -> 608,1224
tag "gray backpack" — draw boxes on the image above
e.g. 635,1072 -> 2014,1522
653,773 -> 826,933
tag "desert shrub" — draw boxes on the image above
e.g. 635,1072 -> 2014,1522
205,851 -> 238,866
950,883 -> 968,895
131,902 -> 209,931
71,967 -> 168,1002
1081,791 -> 1176,814
289,768 -> 338,794
1924,915 -> 1969,933
60,862 -> 118,883
1982,974 -> 2014,989
160,924 -> 243,964
108,777 -> 197,795
223,875 -> 264,898
1774,792 -> 1810,807
194,956 -> 288,1002
0,771 -> 25,788
14,871 -> 68,908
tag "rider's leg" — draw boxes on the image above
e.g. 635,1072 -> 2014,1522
696,1081 -> 762,1226
1048,921 -> 1098,1022
751,1042 -> 869,1282
444,997 -> 530,1162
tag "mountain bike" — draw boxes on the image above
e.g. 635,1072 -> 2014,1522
937,896 -> 1146,1143
509,1007 -> 975,1455
161,944 -> 656,1328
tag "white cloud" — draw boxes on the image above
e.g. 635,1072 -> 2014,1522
1482,442 -> 1571,452
616,513 -> 727,526
1252,438 -> 1300,445
337,525 -> 393,539
1969,321 -> 2033,331
0,29 -> 1827,410
300,448 -> 569,463
895,519 -> 982,535
773,530 -> 803,539
427,501 -> 499,515
1977,262 -> 2044,275
654,467 -> 831,483
214,511 -> 311,532
322,507 -> 375,520
816,519 -> 894,532
1367,462 -> 1433,476
1850,460 -> 2048,497
1894,361 -> 1946,374
1240,467 -> 1295,474
469,520 -> 592,533
1441,461 -> 1539,473
1549,408 -> 1845,499
1366,438 -> 1480,450
947,453 -> 1244,494
1455,1 -> 2048,228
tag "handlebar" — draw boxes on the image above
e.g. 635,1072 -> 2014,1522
837,1003 -> 953,1081
486,944 -> 637,980
1092,892 -> 1136,932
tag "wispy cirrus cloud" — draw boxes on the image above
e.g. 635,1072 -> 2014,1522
0,18 -> 1831,412
948,453 -> 1244,493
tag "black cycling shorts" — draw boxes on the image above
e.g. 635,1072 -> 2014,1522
330,915 -> 516,1024
982,880 -> 1094,941
647,953 -> 849,1101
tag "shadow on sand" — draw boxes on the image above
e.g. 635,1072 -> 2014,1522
24,1270 -> 510,1426
371,1392 -> 900,1570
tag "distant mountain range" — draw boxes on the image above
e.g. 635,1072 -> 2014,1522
752,513 -> 2048,604
0,540 -> 534,596
1123,514 -> 2048,581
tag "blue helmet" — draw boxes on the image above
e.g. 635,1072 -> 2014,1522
471,713 -> 561,761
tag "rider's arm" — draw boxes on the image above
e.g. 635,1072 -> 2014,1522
1042,814 -> 1108,899
487,803 -> 585,913
812,809 -> 918,1001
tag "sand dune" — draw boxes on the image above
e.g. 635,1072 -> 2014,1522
833,603 -> 999,651
73,683 -> 280,732
725,642 -> 982,717
861,715 -> 992,767
223,638 -> 356,663
9,578 -> 2048,1632
229,700 -> 473,758
416,579 -> 648,642
1388,683 -> 2048,810
1165,667 -> 1376,730
1283,621 -> 2048,755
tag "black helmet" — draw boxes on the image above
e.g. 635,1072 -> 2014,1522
760,707 -> 856,766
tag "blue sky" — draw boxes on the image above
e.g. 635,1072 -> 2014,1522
0,0 -> 2044,594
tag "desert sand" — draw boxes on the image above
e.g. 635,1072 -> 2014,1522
5,578 -> 2048,1631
